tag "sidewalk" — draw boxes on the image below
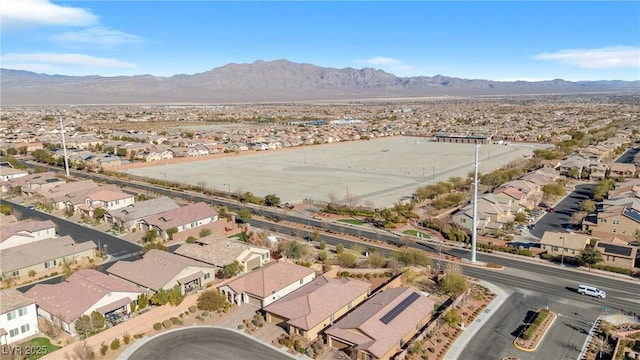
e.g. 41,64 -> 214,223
443,280 -> 512,360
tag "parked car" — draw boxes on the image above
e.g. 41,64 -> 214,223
528,224 -> 536,230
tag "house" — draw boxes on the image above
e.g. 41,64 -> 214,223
0,219 -> 57,250
325,287 -> 435,360
218,262 -> 316,308
25,269 -> 144,336
264,276 -> 370,341
0,166 -> 28,182
539,231 -> 590,259
587,205 -> 640,242
104,197 -> 180,231
140,202 -> 219,240
595,237 -> 639,270
0,289 -> 39,345
106,249 -> 216,294
609,163 -> 637,179
4,171 -> 64,196
76,188 -> 136,217
37,180 -> 101,210
452,198 -> 512,235
174,237 -> 270,273
0,236 -> 96,279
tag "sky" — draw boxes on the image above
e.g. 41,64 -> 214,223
1,1 -> 639,82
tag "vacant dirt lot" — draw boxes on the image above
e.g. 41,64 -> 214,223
126,137 -> 549,208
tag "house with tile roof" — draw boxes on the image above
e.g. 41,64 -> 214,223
76,188 -> 136,217
0,166 -> 28,182
104,196 -> 180,231
36,179 -> 101,210
595,237 -> 640,270
6,171 -> 64,196
609,163 -> 637,179
325,287 -> 435,360
0,289 -> 38,345
174,236 -> 270,273
264,276 -> 370,341
0,219 -> 57,250
106,249 -> 216,294
218,261 -> 316,308
586,204 -> 640,242
539,231 -> 591,259
25,269 -> 144,336
0,236 -> 96,279
139,202 -> 219,240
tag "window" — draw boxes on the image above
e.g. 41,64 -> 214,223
348,302 -> 352,310
299,279 -> 303,284
12,270 -> 19,277
461,218 -> 466,223
612,228 -> 617,233
204,273 -> 210,280
612,219 -> 620,225
20,324 -> 30,333
7,310 -> 16,320
44,260 -> 56,269
330,314 -> 335,322
572,250 -> 576,255
9,328 -> 19,337
551,246 -> 558,252
18,308 -> 27,317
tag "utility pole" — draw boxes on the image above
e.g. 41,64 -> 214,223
59,115 -> 70,177
471,144 -> 480,263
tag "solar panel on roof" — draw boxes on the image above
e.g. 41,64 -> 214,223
379,292 -> 421,325
623,208 -> 640,222
597,243 -> 632,257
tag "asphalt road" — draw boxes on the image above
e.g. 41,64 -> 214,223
528,183 -> 593,239
2,199 -> 142,261
127,327 -> 295,360
458,291 -> 599,360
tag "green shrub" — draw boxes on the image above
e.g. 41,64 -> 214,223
189,305 -> 197,313
162,319 -> 173,329
201,311 -> 209,317
110,338 -> 121,350
153,323 -> 162,330
123,332 -> 131,345
100,343 -> 108,356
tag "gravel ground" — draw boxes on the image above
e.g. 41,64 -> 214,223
126,137 -> 550,208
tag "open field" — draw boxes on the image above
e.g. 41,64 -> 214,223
125,137 -> 551,208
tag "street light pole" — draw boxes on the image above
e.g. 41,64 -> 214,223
59,115 -> 70,177
561,235 -> 565,266
223,183 -> 231,198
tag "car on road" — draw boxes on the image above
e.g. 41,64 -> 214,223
577,284 -> 606,299
26,205 -> 36,211
547,207 -> 555,212
528,224 -> 536,230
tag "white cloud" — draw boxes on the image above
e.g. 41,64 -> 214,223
50,27 -> 143,47
2,53 -> 135,68
1,0 -> 97,30
357,56 -> 421,76
534,46 -> 640,69
361,56 -> 403,66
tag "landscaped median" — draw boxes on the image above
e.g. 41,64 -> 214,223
513,308 -> 557,352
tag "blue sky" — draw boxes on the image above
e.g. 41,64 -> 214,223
1,1 -> 639,81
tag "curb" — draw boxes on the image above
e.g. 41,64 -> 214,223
512,311 -> 557,352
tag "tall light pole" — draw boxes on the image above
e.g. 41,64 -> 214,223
223,183 -> 231,198
59,115 -> 70,177
561,235 -> 565,267
471,144 -> 480,263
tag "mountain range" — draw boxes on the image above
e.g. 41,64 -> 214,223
1,59 -> 638,105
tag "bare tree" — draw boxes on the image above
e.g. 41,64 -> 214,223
328,192 -> 339,206
346,194 -> 361,209
64,341 -> 96,360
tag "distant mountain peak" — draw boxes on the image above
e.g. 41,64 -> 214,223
1,60 -> 637,105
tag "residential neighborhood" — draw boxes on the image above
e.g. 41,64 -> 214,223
0,97 -> 639,360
